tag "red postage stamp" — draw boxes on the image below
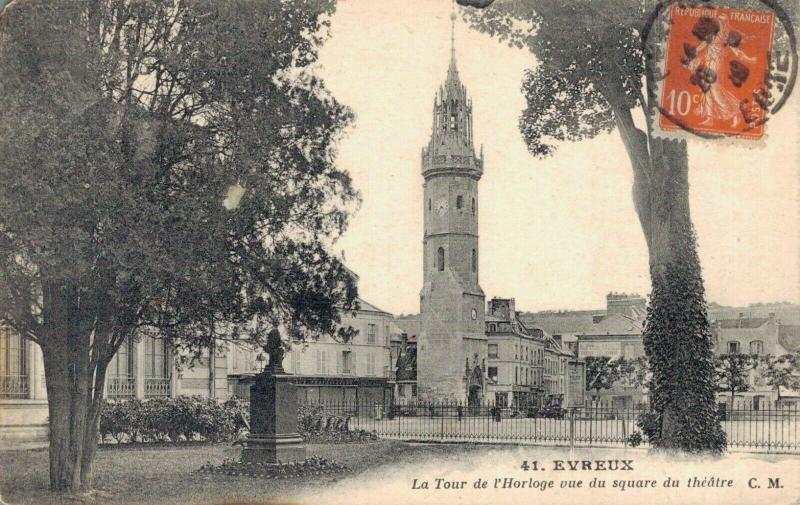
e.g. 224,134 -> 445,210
657,4 -> 776,139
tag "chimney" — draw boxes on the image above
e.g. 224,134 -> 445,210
489,298 -> 515,320
606,292 -> 646,317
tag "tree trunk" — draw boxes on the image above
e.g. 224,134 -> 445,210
42,338 -> 107,492
42,337 -> 88,492
39,279 -> 110,493
601,81 -> 725,453
633,135 -> 726,453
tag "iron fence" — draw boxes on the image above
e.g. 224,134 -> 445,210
305,400 -> 800,454
0,374 -> 29,398
107,376 -> 136,398
144,377 -> 171,398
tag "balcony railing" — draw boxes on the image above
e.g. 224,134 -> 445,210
107,376 -> 136,398
0,374 -> 30,398
144,377 -> 171,398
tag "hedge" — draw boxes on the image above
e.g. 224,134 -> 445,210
99,396 -> 249,444
100,396 -> 376,445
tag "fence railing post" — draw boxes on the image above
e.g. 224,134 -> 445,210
569,408 -> 575,450
440,403 -> 445,440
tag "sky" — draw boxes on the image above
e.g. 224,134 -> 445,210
314,0 -> 800,316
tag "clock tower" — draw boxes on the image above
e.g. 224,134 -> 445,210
417,10 -> 486,404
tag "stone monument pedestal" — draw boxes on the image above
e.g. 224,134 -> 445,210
241,369 -> 306,464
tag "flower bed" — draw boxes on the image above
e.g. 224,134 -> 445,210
197,456 -> 349,478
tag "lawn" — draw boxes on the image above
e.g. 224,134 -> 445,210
0,440 -> 489,505
3,440 -> 799,505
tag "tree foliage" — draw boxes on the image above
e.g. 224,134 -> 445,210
760,351 -> 800,391
585,355 -> 650,397
714,353 -> 758,402
585,356 -> 624,395
0,0 -> 357,491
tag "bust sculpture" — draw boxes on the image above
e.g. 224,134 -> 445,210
263,328 -> 284,372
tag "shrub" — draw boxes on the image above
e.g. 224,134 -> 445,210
626,431 -> 643,447
223,396 -> 250,435
99,395 -> 244,445
297,403 -> 377,443
635,411 -> 661,444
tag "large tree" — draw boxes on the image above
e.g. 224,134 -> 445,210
455,0 -> 787,452
0,0 -> 358,492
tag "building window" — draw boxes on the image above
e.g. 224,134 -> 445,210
488,344 -> 498,359
0,327 -> 28,398
489,323 -> 497,333
456,195 -> 463,210
109,337 -> 134,379
107,337 -> 136,398
367,323 -> 377,344
471,249 -> 477,272
471,198 -> 475,215
144,337 -> 170,379
728,341 -> 741,354
143,337 -> 171,398
399,384 -> 406,397
341,350 -> 353,374
488,367 -> 498,382
367,353 -> 376,376
411,384 -> 417,396
437,247 -> 445,271
428,198 -> 431,211
749,340 -> 764,355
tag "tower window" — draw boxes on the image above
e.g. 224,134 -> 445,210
437,247 -> 445,271
428,199 -> 431,211
471,249 -> 477,272
456,195 -> 463,210
450,114 -> 456,131
472,198 -> 475,215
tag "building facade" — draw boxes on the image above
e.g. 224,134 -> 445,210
417,16 -> 487,404
0,330 -> 201,443
485,298 -> 544,408
484,298 -> 576,409
712,314 -> 800,408
228,297 -> 395,405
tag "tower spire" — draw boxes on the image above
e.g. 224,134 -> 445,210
449,0 -> 457,68
450,1 -> 456,62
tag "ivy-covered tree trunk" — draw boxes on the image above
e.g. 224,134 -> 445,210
604,84 -> 725,453
632,134 -> 725,453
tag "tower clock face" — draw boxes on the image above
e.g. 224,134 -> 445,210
471,308 -> 478,320
436,198 -> 448,215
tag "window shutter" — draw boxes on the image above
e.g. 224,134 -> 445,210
337,352 -> 343,374
351,351 -> 357,375
316,350 -> 321,374
321,351 -> 327,374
